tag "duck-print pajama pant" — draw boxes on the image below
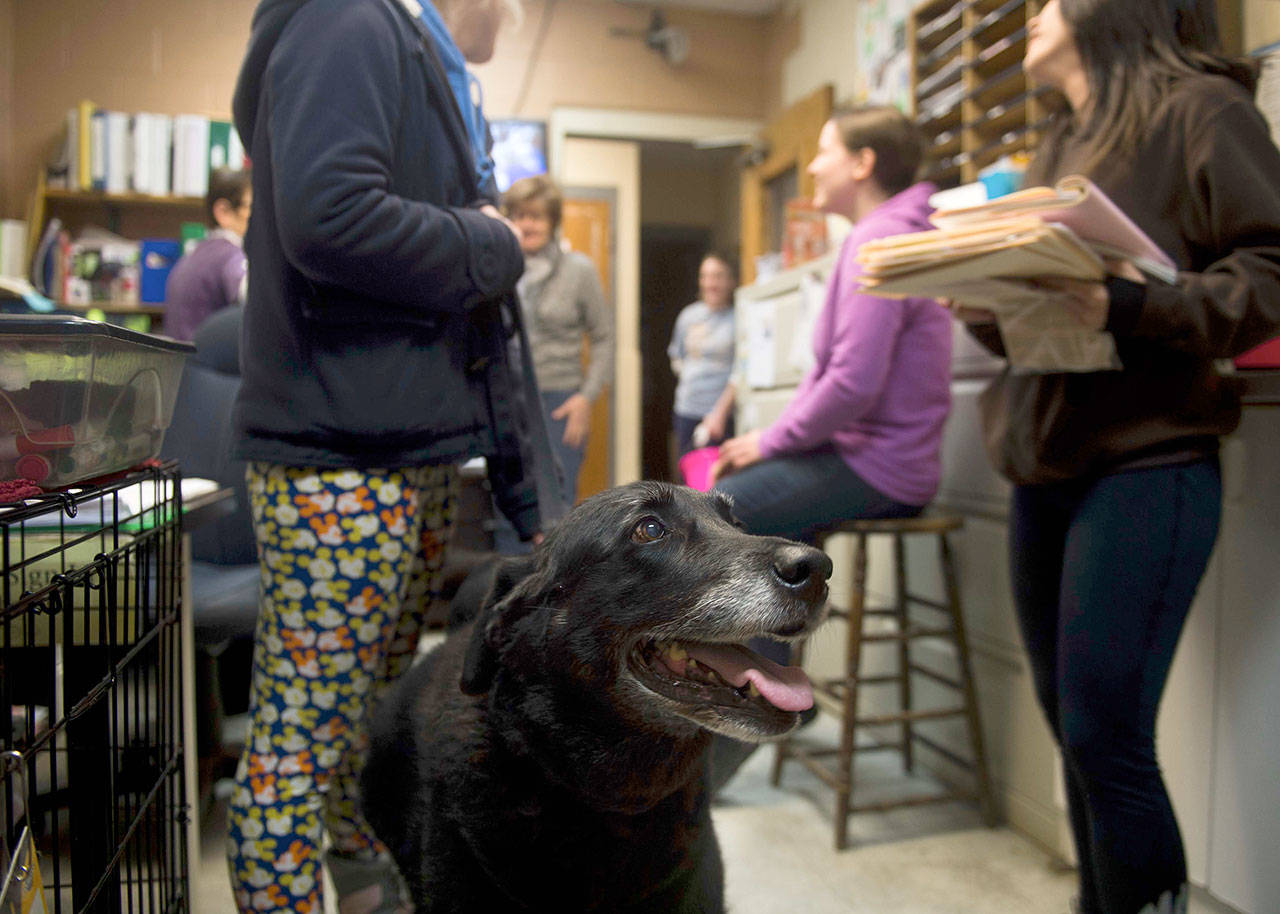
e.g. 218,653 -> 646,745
226,463 -> 458,913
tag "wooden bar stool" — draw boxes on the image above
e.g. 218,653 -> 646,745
771,513 -> 997,850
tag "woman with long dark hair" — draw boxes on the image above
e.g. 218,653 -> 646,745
959,2 -> 1280,911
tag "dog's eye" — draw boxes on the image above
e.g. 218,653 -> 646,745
632,517 -> 667,543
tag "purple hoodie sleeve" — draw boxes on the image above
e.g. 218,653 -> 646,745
220,248 -> 247,306
759,238 -> 905,458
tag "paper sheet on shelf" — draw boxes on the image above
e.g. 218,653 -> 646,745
744,301 -> 778,389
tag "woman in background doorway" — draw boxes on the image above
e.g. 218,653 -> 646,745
957,2 -> 1280,911
668,252 -> 737,463
504,174 -> 614,508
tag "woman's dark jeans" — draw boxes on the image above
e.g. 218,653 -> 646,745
713,447 -> 919,543
1010,458 -> 1220,914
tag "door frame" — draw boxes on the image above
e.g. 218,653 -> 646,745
549,109 -> 763,181
561,184 -> 618,499
549,109 -> 764,485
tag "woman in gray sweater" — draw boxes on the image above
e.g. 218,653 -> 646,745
504,175 -> 614,506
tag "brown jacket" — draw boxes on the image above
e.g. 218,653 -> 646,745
973,74 -> 1280,485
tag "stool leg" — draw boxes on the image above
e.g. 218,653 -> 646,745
894,532 -> 913,774
939,533 -> 997,826
835,532 -> 867,850
770,636 -> 807,787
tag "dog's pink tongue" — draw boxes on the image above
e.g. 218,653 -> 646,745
685,643 -> 814,712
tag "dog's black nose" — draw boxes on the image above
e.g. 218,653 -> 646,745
771,543 -> 833,595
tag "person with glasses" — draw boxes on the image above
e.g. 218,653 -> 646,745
164,166 -> 252,341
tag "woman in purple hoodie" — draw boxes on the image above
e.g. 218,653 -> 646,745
708,105 -> 952,790
712,106 -> 951,543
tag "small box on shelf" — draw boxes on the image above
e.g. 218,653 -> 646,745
782,199 -> 828,268
139,239 -> 183,303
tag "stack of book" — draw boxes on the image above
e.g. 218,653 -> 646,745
856,176 -> 1177,372
858,175 -> 1175,299
47,102 -> 246,198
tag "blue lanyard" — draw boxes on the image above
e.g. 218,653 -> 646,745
395,0 -> 496,195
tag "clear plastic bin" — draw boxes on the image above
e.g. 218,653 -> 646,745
0,315 -> 194,487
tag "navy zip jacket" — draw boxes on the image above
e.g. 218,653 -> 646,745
231,0 -> 542,536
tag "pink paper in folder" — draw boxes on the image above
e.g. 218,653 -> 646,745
932,175 -> 1175,275
679,446 -> 719,492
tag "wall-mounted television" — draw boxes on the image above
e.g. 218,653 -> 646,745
490,119 -> 548,192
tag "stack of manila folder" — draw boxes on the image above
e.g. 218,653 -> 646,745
857,175 -> 1176,372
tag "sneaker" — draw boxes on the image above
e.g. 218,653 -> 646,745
323,849 -> 411,914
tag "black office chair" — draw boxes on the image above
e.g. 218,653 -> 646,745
159,306 -> 259,801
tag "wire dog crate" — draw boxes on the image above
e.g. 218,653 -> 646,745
0,463 -> 188,914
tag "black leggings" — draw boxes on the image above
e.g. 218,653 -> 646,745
1009,459 -> 1220,914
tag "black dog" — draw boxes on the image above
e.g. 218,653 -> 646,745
361,481 -> 832,913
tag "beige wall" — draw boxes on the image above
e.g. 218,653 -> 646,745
639,149 -> 740,258
2,0 -> 774,219
640,159 -> 723,231
5,0 -> 258,218
773,0 -> 860,112
1245,0 -> 1280,50
561,136 -> 641,483
476,0 -> 772,122
1,0 -> 14,218
8,1 -> 1265,219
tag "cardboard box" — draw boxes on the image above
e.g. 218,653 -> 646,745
782,199 -> 828,268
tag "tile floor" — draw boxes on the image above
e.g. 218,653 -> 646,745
194,713 -> 1081,914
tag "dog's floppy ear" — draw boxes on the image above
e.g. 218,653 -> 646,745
460,554 -> 539,695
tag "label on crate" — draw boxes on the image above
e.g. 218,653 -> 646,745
4,533 -> 139,647
0,827 -> 49,914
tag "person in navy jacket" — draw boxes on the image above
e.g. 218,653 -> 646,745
225,2 -> 548,912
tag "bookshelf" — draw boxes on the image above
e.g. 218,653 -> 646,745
26,172 -> 205,332
910,0 -> 1047,188
29,173 -> 204,251
43,188 -> 204,207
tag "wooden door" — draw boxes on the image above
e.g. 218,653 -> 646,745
740,84 -> 834,284
560,190 -> 615,502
